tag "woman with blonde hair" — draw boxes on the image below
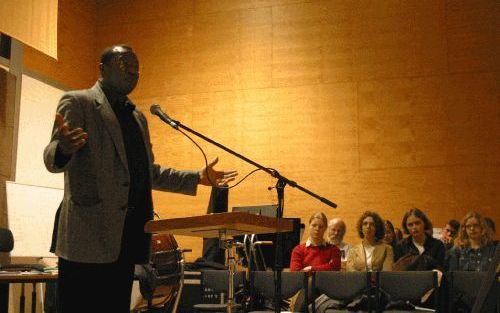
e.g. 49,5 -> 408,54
290,212 -> 341,272
289,212 -> 341,312
346,211 -> 393,271
448,211 -> 497,271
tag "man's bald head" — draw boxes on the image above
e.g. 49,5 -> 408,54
99,44 -> 139,96
327,218 -> 346,245
100,45 -> 134,65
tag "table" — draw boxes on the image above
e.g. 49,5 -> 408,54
0,272 -> 58,313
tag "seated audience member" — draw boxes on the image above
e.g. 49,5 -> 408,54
346,211 -> 393,272
484,216 -> 498,244
327,218 -> 351,262
448,212 -> 497,272
394,208 -> 445,270
290,212 -> 341,312
441,219 -> 460,250
290,212 -> 341,272
394,227 -> 404,242
383,220 -> 398,251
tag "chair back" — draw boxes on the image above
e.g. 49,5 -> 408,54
253,271 -> 307,299
449,271 -> 487,312
378,271 -> 436,302
201,270 -> 245,293
314,271 -> 368,301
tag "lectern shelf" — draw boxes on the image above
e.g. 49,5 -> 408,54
144,212 -> 293,238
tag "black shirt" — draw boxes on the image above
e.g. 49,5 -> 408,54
103,83 -> 152,264
394,235 -> 446,270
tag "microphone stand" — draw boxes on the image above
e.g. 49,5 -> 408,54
156,113 -> 337,313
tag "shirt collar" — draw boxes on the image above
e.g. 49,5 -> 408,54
98,79 -> 135,112
306,238 -> 327,247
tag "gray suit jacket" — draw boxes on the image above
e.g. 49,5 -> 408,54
44,82 -> 199,263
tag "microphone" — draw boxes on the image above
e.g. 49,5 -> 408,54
150,104 -> 178,129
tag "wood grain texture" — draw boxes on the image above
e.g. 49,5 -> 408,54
23,0 -> 98,89
0,0 -> 58,59
0,69 -> 16,231
145,212 -> 293,237
19,0 -> 500,261
0,68 -> 16,129
446,0 -> 499,73
98,0 -> 499,259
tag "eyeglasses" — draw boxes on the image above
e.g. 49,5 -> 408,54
465,223 -> 480,229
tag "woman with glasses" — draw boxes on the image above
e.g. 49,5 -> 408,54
448,211 -> 497,271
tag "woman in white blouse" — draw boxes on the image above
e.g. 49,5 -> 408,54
346,211 -> 393,272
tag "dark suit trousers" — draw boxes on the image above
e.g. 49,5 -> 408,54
57,256 -> 135,313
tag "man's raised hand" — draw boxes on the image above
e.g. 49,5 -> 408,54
198,157 -> 238,187
55,113 -> 88,155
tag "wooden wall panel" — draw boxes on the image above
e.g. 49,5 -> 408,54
453,166 -> 500,219
18,0 -> 498,261
23,0 -> 98,89
192,11 -> 245,93
445,72 -> 500,165
272,2 -> 323,87
0,69 -> 16,265
358,76 -> 448,169
93,0 -> 499,260
358,72 -> 499,170
351,0 -> 448,80
96,0 -> 194,26
403,0 -> 448,77
193,0 -> 304,14
446,0 -> 499,73
0,68 -> 16,131
322,0 -> 356,83
239,9 -> 273,89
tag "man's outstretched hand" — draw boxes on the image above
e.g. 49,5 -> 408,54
55,113 -> 88,155
199,157 -> 238,187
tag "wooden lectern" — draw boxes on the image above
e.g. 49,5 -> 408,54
145,212 -> 293,313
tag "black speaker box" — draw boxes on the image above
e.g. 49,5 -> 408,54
177,271 -> 220,313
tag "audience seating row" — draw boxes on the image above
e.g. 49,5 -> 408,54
196,270 -> 498,313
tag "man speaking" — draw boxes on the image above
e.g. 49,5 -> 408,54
44,44 -> 237,313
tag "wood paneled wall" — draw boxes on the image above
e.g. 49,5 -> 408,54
23,0 -> 499,261
0,68 -> 16,265
23,0 -> 98,89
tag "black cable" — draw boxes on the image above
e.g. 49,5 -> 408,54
177,128 -> 276,189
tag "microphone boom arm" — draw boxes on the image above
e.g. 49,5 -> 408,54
152,107 -> 337,209
151,104 -> 337,313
